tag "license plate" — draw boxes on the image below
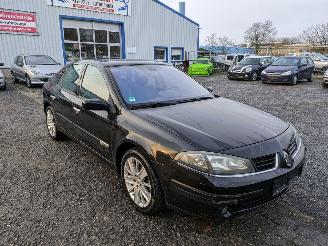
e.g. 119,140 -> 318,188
272,176 -> 289,196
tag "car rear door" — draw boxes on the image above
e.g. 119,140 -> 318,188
52,64 -> 84,140
306,58 -> 315,76
14,56 -> 25,80
74,64 -> 114,161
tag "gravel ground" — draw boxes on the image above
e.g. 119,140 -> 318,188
0,75 -> 327,245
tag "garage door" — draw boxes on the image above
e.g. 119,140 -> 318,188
62,19 -> 122,63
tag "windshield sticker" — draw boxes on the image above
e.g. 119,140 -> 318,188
128,96 -> 136,103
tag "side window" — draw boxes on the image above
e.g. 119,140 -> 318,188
80,65 -> 110,101
307,58 -> 314,65
301,58 -> 307,66
58,64 -> 83,93
17,56 -> 24,66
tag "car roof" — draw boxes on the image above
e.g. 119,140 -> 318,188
78,60 -> 170,67
245,55 -> 271,58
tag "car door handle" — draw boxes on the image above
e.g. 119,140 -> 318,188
73,107 -> 81,114
50,95 -> 57,100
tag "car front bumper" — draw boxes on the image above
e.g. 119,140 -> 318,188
188,69 -> 210,76
30,75 -> 52,85
158,136 -> 306,218
261,74 -> 294,83
0,78 -> 5,89
228,71 -> 251,80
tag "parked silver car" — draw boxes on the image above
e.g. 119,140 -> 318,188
303,52 -> 328,73
0,62 -> 5,90
11,55 -> 62,88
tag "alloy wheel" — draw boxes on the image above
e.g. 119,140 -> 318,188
26,76 -> 32,88
124,157 -> 152,208
46,109 -> 57,138
292,75 -> 298,85
252,72 -> 257,81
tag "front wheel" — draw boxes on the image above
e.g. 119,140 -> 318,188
292,75 -> 298,85
26,75 -> 32,88
46,106 -> 65,140
122,148 -> 165,215
307,73 -> 314,82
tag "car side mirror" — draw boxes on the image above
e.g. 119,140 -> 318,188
0,62 -> 4,66
82,99 -> 110,111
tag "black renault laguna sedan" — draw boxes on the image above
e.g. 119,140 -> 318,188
43,60 -> 306,218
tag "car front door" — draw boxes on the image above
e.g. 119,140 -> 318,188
299,58 -> 308,80
75,64 -> 114,161
52,64 -> 85,140
306,58 -> 315,77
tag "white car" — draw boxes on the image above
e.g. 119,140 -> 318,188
11,55 -> 63,88
323,70 -> 328,87
0,62 -> 5,90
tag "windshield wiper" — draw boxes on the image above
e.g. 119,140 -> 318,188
130,101 -> 177,109
175,96 -> 214,104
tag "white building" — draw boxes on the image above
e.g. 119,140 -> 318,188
0,0 -> 199,66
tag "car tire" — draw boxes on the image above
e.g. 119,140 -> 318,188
251,72 -> 258,81
11,71 -> 19,83
26,75 -> 32,88
307,73 -> 314,82
292,75 -> 298,86
323,82 -> 328,88
45,106 -> 65,141
121,148 -> 165,215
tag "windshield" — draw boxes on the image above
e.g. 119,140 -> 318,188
194,60 -> 208,64
212,57 -> 224,62
110,65 -> 213,106
315,53 -> 328,60
272,57 -> 299,66
239,58 -> 260,65
25,55 -> 58,65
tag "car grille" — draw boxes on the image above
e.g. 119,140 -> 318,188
252,154 -> 277,172
287,136 -> 298,157
267,72 -> 281,76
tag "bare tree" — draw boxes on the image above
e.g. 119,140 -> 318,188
300,23 -> 328,45
205,33 -> 218,57
217,36 -> 234,55
244,20 -> 277,54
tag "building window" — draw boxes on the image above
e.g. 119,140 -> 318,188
154,47 -> 167,62
63,26 -> 121,63
171,48 -> 184,61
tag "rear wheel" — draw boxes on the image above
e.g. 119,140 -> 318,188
121,148 -> 165,215
46,106 -> 65,140
251,72 -> 258,81
11,71 -> 19,83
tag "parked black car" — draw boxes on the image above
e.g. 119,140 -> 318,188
262,56 -> 315,85
0,62 -> 6,90
43,60 -> 306,218
228,56 -> 274,81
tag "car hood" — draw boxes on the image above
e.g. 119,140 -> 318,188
134,98 -> 289,152
231,64 -> 257,71
265,65 -> 297,73
26,65 -> 62,75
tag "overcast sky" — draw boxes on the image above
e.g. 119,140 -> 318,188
161,0 -> 328,45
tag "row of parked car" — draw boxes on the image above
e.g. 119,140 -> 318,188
188,54 -> 328,87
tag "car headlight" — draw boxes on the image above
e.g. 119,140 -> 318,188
29,68 -> 43,76
174,152 -> 255,175
243,67 -> 252,73
262,70 -> 267,75
281,71 -> 292,76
